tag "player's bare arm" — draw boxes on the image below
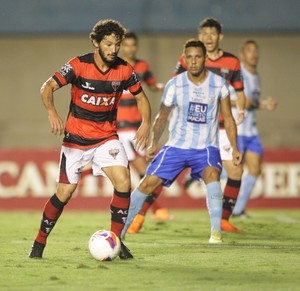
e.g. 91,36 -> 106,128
220,95 -> 242,166
235,90 -> 246,125
146,103 -> 173,161
134,91 -> 151,151
259,96 -> 278,110
40,77 -> 64,136
148,83 -> 165,92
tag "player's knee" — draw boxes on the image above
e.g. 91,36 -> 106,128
139,175 -> 159,195
248,165 -> 261,177
227,164 -> 243,180
115,176 -> 131,192
202,167 -> 221,184
56,184 -> 77,203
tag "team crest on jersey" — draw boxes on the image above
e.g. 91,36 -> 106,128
111,81 -> 121,92
220,68 -> 229,78
58,63 -> 73,77
109,148 -> 119,159
223,144 -> 231,152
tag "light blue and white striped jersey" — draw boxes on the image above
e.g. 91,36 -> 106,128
238,65 -> 260,137
162,71 -> 229,150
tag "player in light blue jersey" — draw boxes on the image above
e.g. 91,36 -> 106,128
233,40 -> 277,216
122,40 -> 242,244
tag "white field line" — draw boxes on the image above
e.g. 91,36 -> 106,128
276,215 -> 300,224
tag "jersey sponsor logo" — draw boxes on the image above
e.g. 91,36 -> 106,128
109,148 -> 119,159
187,102 -> 208,124
82,82 -> 95,90
112,81 -> 121,92
81,94 -> 115,106
58,63 -> 73,77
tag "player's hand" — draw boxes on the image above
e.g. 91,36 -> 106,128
266,96 -> 278,111
134,123 -> 150,151
145,143 -> 157,162
48,111 -> 64,135
156,83 -> 165,91
232,148 -> 242,166
235,111 -> 245,126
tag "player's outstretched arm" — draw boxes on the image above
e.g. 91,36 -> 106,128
134,91 -> 151,151
220,96 -> 242,166
146,103 -> 173,161
40,77 -> 64,136
259,96 -> 278,111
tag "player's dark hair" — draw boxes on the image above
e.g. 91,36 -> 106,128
199,17 -> 222,34
124,31 -> 138,42
184,39 -> 207,55
241,39 -> 259,51
90,19 -> 126,43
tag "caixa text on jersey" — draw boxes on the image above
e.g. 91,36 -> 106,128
81,94 -> 115,106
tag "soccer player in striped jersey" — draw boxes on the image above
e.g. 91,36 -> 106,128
122,40 -> 242,243
232,40 -> 277,216
174,18 -> 246,232
117,32 -> 172,230
29,19 -> 151,260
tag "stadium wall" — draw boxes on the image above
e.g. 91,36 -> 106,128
0,149 -> 299,210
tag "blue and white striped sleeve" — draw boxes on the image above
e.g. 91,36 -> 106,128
161,79 -> 176,107
219,83 -> 230,101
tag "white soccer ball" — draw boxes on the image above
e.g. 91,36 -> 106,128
88,230 -> 121,261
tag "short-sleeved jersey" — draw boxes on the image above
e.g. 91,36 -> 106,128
237,65 -> 260,137
162,71 -> 229,150
53,53 -> 142,149
117,59 -> 156,131
174,50 -> 243,125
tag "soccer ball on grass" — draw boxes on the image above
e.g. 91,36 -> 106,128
88,230 -> 121,261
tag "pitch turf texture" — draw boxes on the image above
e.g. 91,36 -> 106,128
1,210 -> 299,291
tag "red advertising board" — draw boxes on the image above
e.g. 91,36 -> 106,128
0,148 -> 299,210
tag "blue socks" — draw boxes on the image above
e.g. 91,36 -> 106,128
206,181 -> 223,232
233,174 -> 257,215
121,188 -> 148,238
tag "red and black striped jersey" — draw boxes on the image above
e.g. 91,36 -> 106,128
117,59 -> 156,131
174,50 -> 244,92
53,53 -> 142,149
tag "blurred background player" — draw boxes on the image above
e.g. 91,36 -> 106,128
232,40 -> 277,217
122,40 -> 242,244
28,19 -> 151,260
174,17 -> 246,232
117,32 -> 172,233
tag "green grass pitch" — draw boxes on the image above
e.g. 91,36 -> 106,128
0,209 -> 299,291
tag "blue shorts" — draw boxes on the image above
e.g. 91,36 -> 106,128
238,135 -> 264,156
146,146 -> 222,187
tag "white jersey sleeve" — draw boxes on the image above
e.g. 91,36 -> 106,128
219,83 -> 230,101
162,79 -> 176,107
228,84 -> 237,101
